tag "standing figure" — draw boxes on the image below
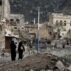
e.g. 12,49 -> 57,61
18,41 -> 25,60
10,40 -> 16,61
28,40 -> 33,55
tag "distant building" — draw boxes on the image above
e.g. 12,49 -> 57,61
0,0 -> 25,25
9,14 -> 24,25
24,24 -> 53,40
49,13 -> 71,38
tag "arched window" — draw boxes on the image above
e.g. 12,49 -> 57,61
14,26 -> 17,29
55,20 -> 59,26
10,19 -> 14,22
68,29 -> 71,35
64,21 -> 66,26
60,20 -> 63,26
10,19 -> 16,26
16,19 -> 20,23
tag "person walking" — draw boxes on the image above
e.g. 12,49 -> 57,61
28,40 -> 33,55
18,41 -> 25,60
10,40 -> 16,61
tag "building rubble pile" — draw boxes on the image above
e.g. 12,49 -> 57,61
0,53 -> 70,71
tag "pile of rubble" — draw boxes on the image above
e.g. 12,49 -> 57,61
0,53 -> 70,71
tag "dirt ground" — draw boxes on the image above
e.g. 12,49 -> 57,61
0,53 -> 62,71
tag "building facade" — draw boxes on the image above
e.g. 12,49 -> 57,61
0,0 -> 25,24
24,24 -> 53,40
49,13 -> 71,38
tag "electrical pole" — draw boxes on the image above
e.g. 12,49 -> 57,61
37,7 -> 40,53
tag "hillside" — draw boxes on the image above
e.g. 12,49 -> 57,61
9,0 -> 70,23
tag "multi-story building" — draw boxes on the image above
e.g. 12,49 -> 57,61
49,13 -> 71,38
0,0 -> 24,25
0,0 -> 25,50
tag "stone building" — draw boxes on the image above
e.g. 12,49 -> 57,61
0,0 -> 25,25
24,24 -> 53,40
49,13 -> 71,38
0,18 -> 19,51
0,0 -> 24,50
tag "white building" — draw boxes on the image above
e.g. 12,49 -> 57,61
49,13 -> 71,38
1,0 -> 25,25
8,14 -> 24,25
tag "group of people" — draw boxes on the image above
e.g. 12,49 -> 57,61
10,40 -> 25,61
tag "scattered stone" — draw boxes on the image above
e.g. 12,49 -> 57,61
55,60 -> 65,71
30,69 -> 34,71
4,52 -> 10,57
0,53 -> 66,71
67,65 -> 71,71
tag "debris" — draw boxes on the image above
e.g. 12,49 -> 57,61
55,60 -> 65,71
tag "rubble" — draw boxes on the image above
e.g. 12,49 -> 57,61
67,65 -> 71,71
55,60 -> 65,71
0,53 -> 69,71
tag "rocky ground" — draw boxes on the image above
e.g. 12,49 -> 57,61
0,47 -> 71,71
0,53 -> 69,71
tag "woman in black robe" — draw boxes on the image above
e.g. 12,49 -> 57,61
18,41 -> 25,60
10,40 -> 16,61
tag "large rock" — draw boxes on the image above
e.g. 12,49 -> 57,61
67,65 -> 71,71
55,60 -> 65,71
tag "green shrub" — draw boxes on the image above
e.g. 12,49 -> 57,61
34,68 -> 41,71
